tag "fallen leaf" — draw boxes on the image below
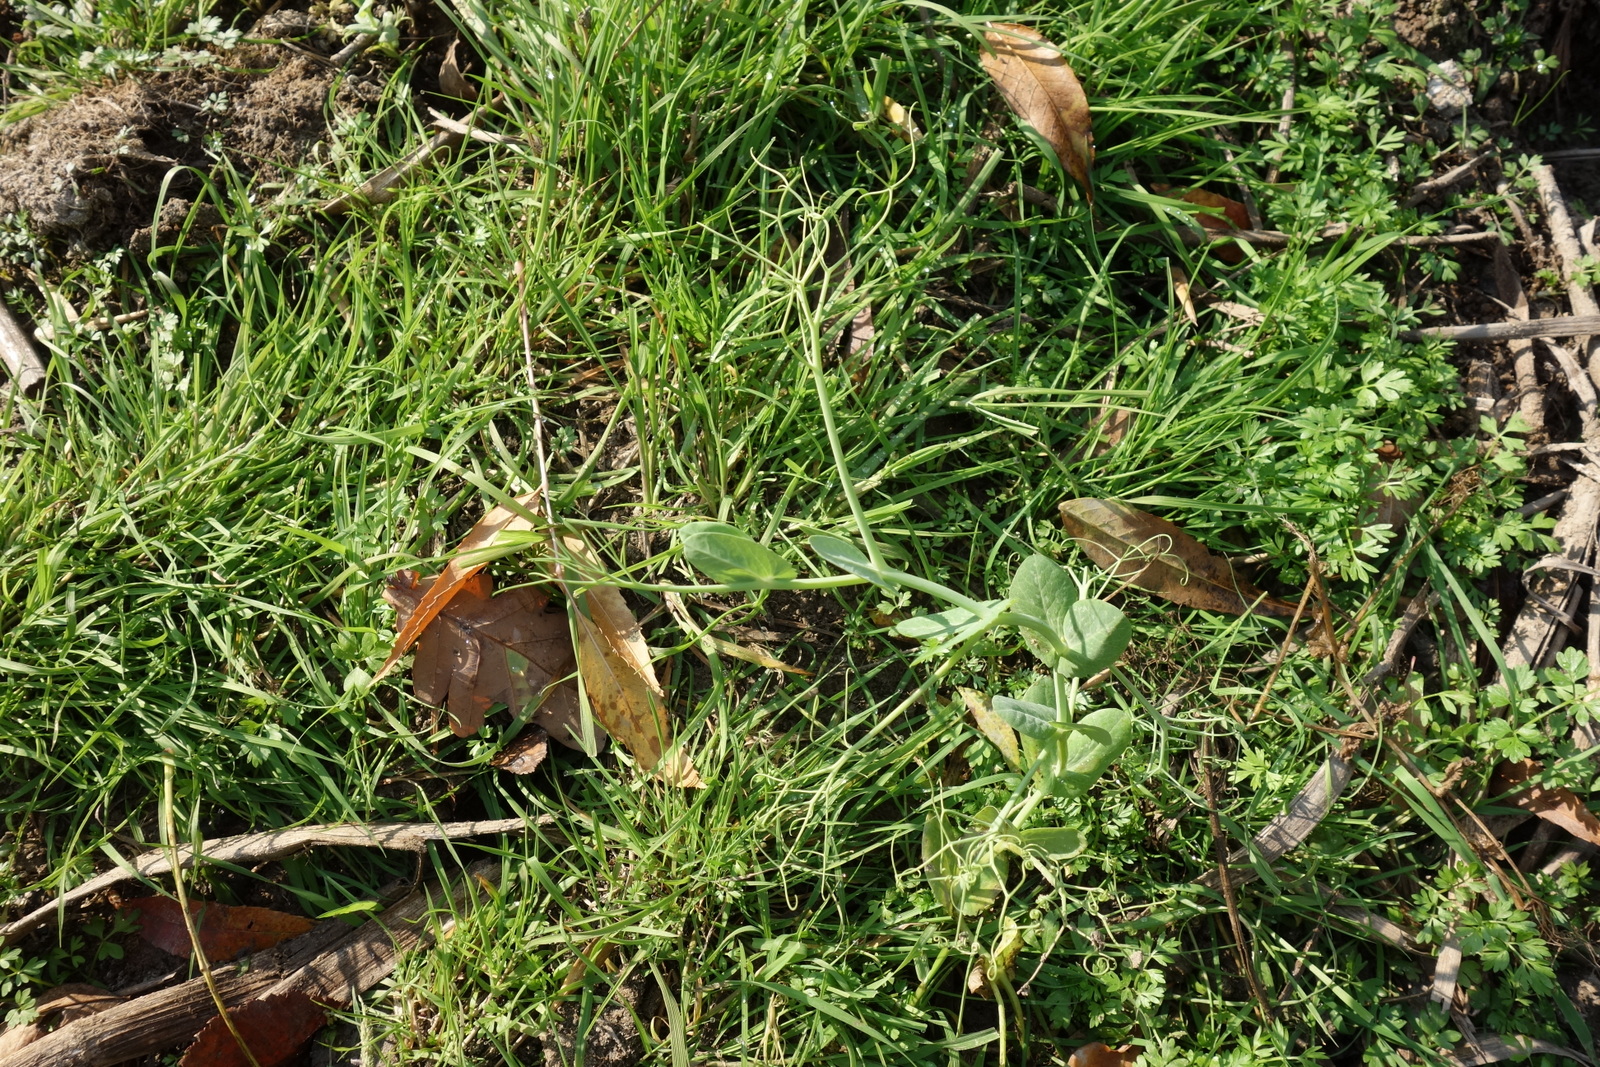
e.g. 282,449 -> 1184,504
1180,188 -> 1250,263
1068,1042 -> 1140,1067
375,490 -> 543,682
122,898 -> 314,960
1206,299 -> 1265,326
959,687 -> 1022,770
491,725 -> 550,775
1059,498 -> 1299,617
979,23 -> 1093,202
1090,404 -> 1133,456
438,38 -> 477,102
1172,263 -> 1199,326
1490,759 -> 1600,846
845,301 -> 875,381
702,633 -> 810,676
966,917 -> 1023,998
561,535 -> 703,787
383,568 -> 586,741
1080,370 -> 1132,459
1180,188 -> 1251,231
179,991 -> 325,1067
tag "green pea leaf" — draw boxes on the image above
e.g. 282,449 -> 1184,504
1057,598 -> 1132,677
922,808 -> 1018,917
1049,706 -> 1133,797
921,814 -> 962,916
1009,554 -> 1078,668
992,695 -> 1058,740
809,534 -> 897,590
679,522 -> 796,587
895,600 -> 1008,662
893,607 -> 979,639
1019,826 -> 1086,862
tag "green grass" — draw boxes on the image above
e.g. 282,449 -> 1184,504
1,0 -> 1594,1062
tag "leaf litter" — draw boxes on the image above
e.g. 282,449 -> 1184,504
122,897 -> 315,961
179,990 -> 325,1067
1059,498 -> 1300,617
377,492 -> 700,785
978,23 -> 1094,201
382,568 -> 584,744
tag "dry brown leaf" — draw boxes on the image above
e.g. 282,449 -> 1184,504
965,919 -> 1023,999
979,23 -> 1093,202
882,96 -> 922,142
123,898 -> 315,960
1093,405 -> 1134,455
438,38 -> 477,102
1068,1042 -> 1140,1067
958,687 -> 1021,770
375,490 -> 543,681
1177,188 -> 1250,263
1172,263 -> 1199,327
561,535 -> 702,787
1207,299 -> 1265,326
179,991 -> 325,1067
703,634 -> 810,676
1180,188 -> 1251,231
1490,758 -> 1600,846
491,725 -> 551,775
383,568 -> 585,741
1059,498 -> 1299,617
845,302 -> 876,380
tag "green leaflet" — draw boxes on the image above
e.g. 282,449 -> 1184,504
679,522 -> 796,587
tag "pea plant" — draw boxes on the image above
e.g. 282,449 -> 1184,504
675,523 -> 1135,917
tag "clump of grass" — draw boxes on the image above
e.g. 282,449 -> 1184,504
1,0 -> 1592,1062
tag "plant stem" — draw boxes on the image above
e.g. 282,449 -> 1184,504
162,755 -> 263,1067
803,311 -> 889,575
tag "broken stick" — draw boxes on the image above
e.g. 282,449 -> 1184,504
0,816 -> 543,948
0,298 -> 45,397
0,861 -> 498,1067
1400,316 -> 1600,343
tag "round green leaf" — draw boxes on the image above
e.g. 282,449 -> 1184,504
1019,826 -> 1086,862
893,607 -> 979,639
679,522 -> 796,587
1047,706 -> 1133,797
1009,554 -> 1078,668
809,534 -> 896,590
1057,598 -> 1131,677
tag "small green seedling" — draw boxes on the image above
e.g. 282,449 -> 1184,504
677,522 -> 1134,917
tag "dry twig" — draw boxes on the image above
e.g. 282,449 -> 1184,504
0,817 -> 541,947
0,297 -> 45,397
0,861 -> 499,1067
1178,224 -> 1499,250
1403,152 -> 1491,208
1400,315 -> 1600,343
1532,164 -> 1600,387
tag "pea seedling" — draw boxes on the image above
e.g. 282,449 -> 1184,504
676,523 -> 1134,917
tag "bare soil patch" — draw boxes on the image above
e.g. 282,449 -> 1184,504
0,42 -> 381,253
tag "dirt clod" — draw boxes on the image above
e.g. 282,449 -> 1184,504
0,45 -> 377,252
541,974 -> 660,1067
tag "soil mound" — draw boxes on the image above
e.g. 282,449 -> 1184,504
0,45 -> 380,252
